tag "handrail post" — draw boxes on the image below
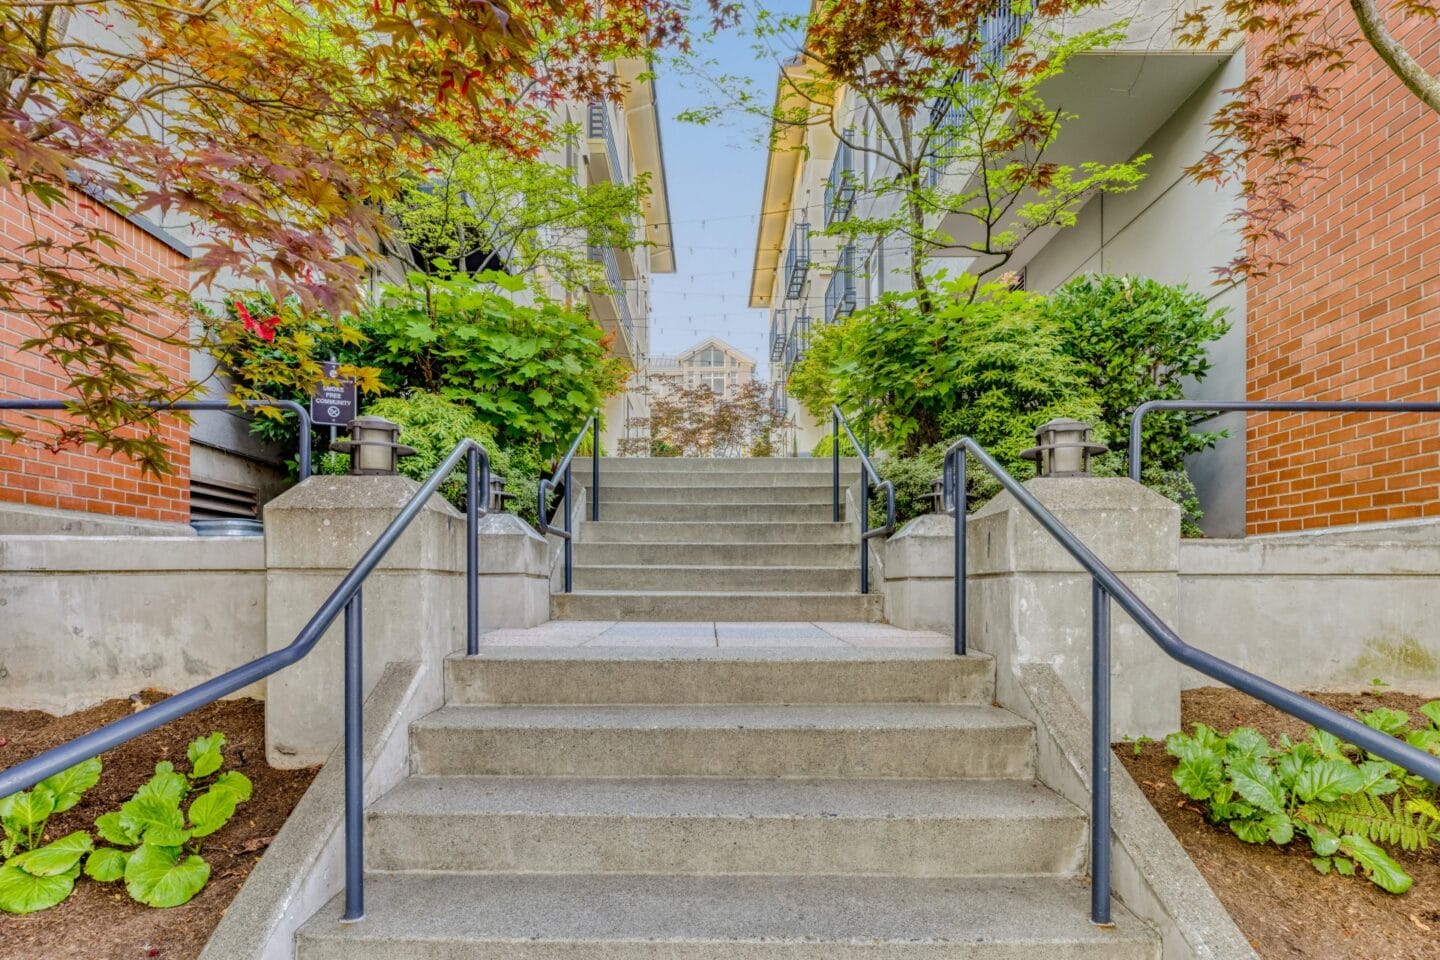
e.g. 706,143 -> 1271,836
1091,578 -> 1113,926
832,409 -> 840,522
591,411 -> 600,522
859,473 -> 870,594
342,590 -> 364,922
466,446 -> 480,657
563,464 -> 573,593
954,449 -> 967,656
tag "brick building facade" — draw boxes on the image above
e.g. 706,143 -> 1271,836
0,187 -> 191,524
1245,9 -> 1440,533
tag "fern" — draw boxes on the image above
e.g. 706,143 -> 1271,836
1307,793 -> 1437,853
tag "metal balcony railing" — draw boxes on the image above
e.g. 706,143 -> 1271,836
823,141 -> 856,227
587,101 -> 625,184
783,222 -> 810,300
824,245 -> 857,322
769,309 -> 788,362
588,244 -> 635,345
925,0 -> 1032,186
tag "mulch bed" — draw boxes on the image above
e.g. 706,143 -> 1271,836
0,691 -> 317,960
1119,687 -> 1440,960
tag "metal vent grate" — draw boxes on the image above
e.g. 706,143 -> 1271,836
190,477 -> 260,520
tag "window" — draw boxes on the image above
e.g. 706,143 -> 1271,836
701,373 -> 725,393
697,347 -> 725,367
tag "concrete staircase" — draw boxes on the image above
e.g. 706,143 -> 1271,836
295,646 -> 1159,958
551,457 -> 886,621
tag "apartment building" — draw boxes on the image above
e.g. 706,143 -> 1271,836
574,61 -> 677,455
753,0 -> 1438,536
649,337 -> 758,399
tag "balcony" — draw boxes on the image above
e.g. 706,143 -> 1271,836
926,0 -> 1235,260
824,245 -> 857,323
823,141 -> 857,227
769,309 -> 787,363
586,244 -> 637,357
783,222 -> 810,301
587,102 -> 625,185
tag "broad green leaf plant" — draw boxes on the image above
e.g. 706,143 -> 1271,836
1166,703 -> 1440,894
0,758 -> 102,914
87,733 -> 252,908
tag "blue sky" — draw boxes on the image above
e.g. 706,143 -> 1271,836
647,9 -> 803,379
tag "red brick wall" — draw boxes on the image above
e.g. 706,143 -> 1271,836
0,187 -> 191,524
1246,9 -> 1440,534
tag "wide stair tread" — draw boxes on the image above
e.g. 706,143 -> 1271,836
552,590 -> 885,622
446,648 -> 991,705
297,873 -> 1156,959
409,702 -> 1033,779
366,775 -> 1087,876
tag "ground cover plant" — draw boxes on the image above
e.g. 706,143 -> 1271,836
1121,688 -> 1440,960
0,695 -> 315,959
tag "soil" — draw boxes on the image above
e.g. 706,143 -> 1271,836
1118,687 -> 1440,960
0,691 -> 317,960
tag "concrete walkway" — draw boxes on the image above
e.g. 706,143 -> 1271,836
478,620 -> 950,648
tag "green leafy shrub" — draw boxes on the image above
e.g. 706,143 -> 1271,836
1045,274 -> 1230,476
0,758 -> 103,914
791,275 -> 1101,457
87,733 -> 252,908
1165,702 -> 1440,894
352,272 -> 626,460
315,392 -> 543,527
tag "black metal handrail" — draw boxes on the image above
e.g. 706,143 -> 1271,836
0,437 -> 492,923
1128,399 -> 1440,481
0,398 -> 314,479
830,405 -> 896,594
538,410 -> 600,592
942,438 -> 1440,926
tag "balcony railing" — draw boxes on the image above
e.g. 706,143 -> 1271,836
587,101 -> 625,184
824,245 -> 857,323
769,309 -> 788,362
926,0 -> 1032,185
823,141 -> 856,227
783,222 -> 810,300
588,243 -> 635,346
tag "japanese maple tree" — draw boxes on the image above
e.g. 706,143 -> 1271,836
1180,0 -> 1440,280
0,0 -> 683,472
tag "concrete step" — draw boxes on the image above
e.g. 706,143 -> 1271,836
551,590 -> 883,621
570,540 -> 857,567
594,484 -> 840,504
577,456 -> 860,473
445,648 -> 993,705
577,521 -> 852,544
583,472 -> 857,488
599,501 -> 833,522
409,703 -> 1034,778
571,564 -> 856,593
297,873 -> 1159,960
366,776 -> 1087,876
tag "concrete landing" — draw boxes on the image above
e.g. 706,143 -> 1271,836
476,620 -> 949,648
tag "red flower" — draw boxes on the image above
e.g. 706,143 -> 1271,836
235,300 -> 278,342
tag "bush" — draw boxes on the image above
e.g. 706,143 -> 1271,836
1045,274 -> 1230,474
352,272 -> 626,460
316,393 -> 542,527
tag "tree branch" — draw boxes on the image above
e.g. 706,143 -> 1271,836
1348,0 -> 1440,113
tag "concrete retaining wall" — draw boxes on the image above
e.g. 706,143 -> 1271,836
1178,536 -> 1440,693
0,535 -> 266,713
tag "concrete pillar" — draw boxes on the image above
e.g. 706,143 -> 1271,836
875,514 -> 955,634
476,512 -> 549,631
968,477 -> 1182,738
262,475 -> 466,767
